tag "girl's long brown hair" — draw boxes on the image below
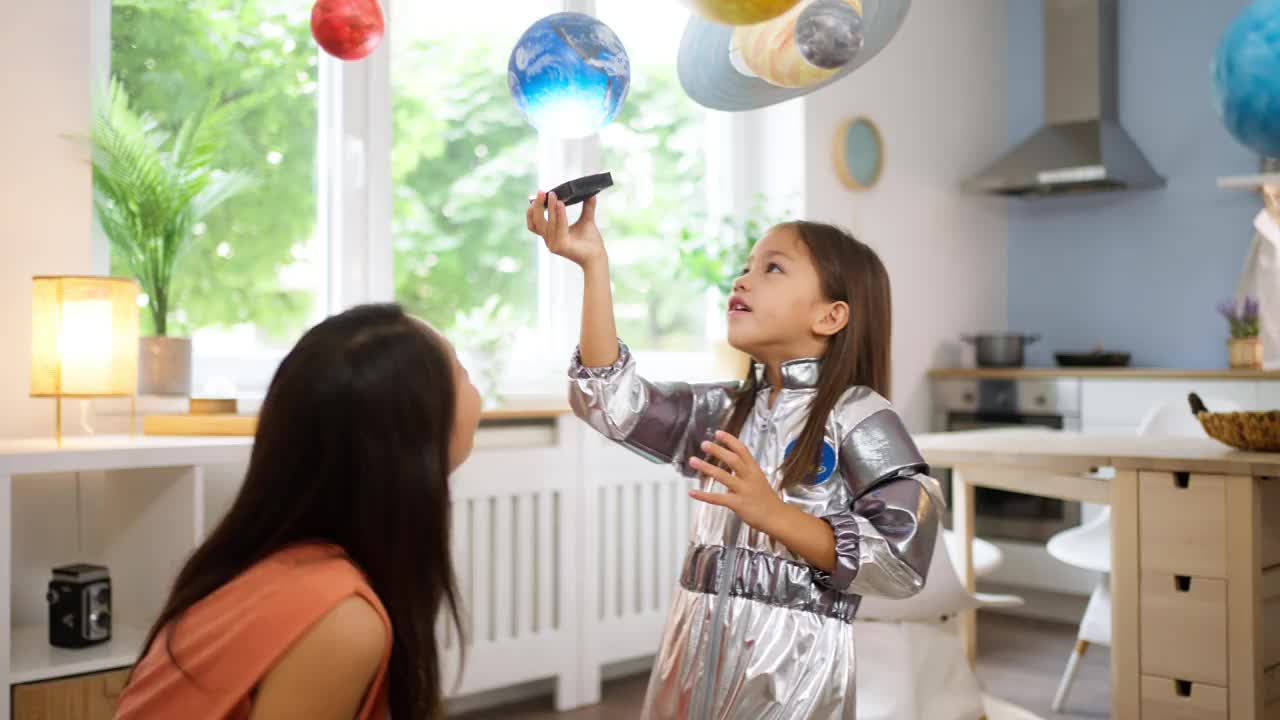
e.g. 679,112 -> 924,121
131,304 -> 464,718
716,221 -> 891,490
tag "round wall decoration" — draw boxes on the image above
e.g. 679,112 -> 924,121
834,115 -> 883,190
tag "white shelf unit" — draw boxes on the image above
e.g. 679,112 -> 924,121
0,435 -> 253,718
9,623 -> 146,685
0,419 -> 706,718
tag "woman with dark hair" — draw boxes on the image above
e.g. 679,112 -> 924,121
115,303 -> 482,720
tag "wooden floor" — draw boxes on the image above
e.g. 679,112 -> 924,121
975,613 -> 1110,719
454,612 -> 1111,719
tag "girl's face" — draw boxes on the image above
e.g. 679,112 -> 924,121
726,226 -> 846,364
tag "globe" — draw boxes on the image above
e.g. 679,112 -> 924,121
683,0 -> 803,26
1212,0 -> 1280,158
508,13 -> 631,139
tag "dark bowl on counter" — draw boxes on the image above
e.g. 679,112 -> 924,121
1054,351 -> 1131,367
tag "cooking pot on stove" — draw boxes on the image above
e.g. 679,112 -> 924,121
961,333 -> 1040,367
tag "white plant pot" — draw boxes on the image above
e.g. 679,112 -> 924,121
139,336 -> 192,396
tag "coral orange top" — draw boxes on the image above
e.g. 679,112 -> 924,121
114,542 -> 391,720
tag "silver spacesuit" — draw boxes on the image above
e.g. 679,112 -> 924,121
569,342 -> 943,719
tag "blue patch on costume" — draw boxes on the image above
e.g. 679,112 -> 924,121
784,438 -> 837,485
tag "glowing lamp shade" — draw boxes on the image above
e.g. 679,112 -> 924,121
30,276 -> 139,400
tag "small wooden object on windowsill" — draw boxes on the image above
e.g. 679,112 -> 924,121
143,397 -> 256,436
189,398 -> 237,415
1228,336 -> 1264,369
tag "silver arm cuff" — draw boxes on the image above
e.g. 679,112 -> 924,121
567,340 -> 737,475
813,473 -> 941,597
841,408 -> 930,497
811,513 -> 860,591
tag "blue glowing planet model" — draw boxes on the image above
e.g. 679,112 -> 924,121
508,12 -> 631,139
1212,0 -> 1280,158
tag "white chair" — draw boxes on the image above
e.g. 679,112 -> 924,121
855,530 -> 1024,720
1045,395 -> 1242,712
944,528 -> 1004,578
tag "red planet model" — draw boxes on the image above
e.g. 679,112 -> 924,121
311,0 -> 384,61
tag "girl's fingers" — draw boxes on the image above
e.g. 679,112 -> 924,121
689,456 -> 739,489
699,440 -> 744,474
579,193 -> 597,223
545,192 -> 559,238
688,489 -> 735,509
555,199 -> 568,232
527,191 -> 547,233
714,430 -> 756,464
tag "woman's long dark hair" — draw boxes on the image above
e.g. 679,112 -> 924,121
716,222 -> 892,490
134,303 -> 463,718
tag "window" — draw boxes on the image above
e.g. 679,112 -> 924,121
596,2 -> 713,355
101,0 -> 731,401
389,0 -> 724,398
108,0 -> 328,395
389,1 -> 555,401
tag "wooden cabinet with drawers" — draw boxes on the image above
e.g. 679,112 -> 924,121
916,428 -> 1280,719
12,668 -> 130,720
1135,471 -> 1280,719
1140,675 -> 1229,720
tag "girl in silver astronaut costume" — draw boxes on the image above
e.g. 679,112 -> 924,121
528,192 -> 943,719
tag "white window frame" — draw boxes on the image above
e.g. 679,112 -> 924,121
94,0 -> 745,406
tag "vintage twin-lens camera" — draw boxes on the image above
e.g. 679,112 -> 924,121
47,563 -> 111,648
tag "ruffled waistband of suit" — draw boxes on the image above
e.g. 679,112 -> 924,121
679,544 -> 861,623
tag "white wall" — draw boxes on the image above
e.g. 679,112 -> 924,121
0,1 -> 97,440
802,0 -> 1010,432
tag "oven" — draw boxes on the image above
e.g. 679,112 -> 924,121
931,378 -> 1083,543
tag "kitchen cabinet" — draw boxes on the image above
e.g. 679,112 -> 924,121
13,667 -> 129,720
915,429 -> 1280,719
928,371 -> 1280,610
1260,379 -> 1280,410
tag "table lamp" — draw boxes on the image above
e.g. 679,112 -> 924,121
29,276 -> 140,446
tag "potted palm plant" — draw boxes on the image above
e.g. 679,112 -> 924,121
91,78 -> 251,395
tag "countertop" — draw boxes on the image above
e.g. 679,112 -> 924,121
913,427 -> 1280,475
928,367 -> 1280,380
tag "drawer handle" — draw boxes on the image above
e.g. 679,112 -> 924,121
1175,679 -> 1192,697
1175,575 -> 1191,592
1174,471 -> 1190,489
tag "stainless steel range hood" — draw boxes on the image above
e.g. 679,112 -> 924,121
963,0 -> 1164,197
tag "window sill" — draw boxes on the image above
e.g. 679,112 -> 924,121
87,349 -> 723,420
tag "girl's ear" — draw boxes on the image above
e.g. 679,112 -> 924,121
812,300 -> 849,338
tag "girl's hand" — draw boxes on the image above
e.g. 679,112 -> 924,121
688,430 -> 785,532
526,191 -> 605,268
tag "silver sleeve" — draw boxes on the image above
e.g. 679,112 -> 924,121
812,405 -> 943,598
567,341 -> 738,477
813,474 -> 941,598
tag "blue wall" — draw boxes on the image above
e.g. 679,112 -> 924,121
1006,0 -> 1261,368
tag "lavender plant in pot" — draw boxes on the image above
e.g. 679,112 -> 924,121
91,78 -> 251,395
1219,296 -> 1263,369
